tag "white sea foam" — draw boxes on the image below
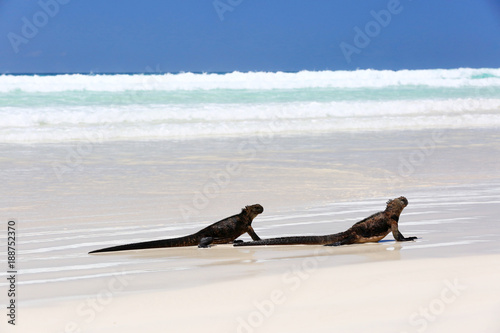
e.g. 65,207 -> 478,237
2,68 -> 500,92
1,69 -> 499,143
1,98 -> 499,143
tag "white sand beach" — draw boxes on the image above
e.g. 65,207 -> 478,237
1,129 -> 500,332
17,253 -> 500,333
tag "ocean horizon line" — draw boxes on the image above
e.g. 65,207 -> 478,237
2,66 -> 500,77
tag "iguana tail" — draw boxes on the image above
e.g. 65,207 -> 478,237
233,231 -> 353,247
89,235 -> 199,254
233,236 -> 321,246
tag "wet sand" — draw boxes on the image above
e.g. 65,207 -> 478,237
1,129 -> 500,332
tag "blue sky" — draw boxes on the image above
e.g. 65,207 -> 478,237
1,0 -> 500,73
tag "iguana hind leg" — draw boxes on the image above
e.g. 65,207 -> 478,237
324,233 -> 356,247
198,237 -> 214,248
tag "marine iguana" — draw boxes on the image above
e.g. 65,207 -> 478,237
89,204 -> 263,254
234,197 -> 416,247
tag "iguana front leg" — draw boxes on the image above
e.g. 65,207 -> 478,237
391,224 -> 417,242
246,226 -> 261,241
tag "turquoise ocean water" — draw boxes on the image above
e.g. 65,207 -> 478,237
1,68 -> 499,143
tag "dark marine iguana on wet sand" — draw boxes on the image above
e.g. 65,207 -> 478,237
234,197 -> 416,247
89,204 -> 264,253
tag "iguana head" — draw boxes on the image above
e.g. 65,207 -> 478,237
243,204 -> 264,219
386,196 -> 408,210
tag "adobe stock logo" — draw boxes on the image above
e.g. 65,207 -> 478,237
7,0 -> 71,54
213,0 -> 244,21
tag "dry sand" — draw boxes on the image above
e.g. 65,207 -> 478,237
17,253 -> 500,333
